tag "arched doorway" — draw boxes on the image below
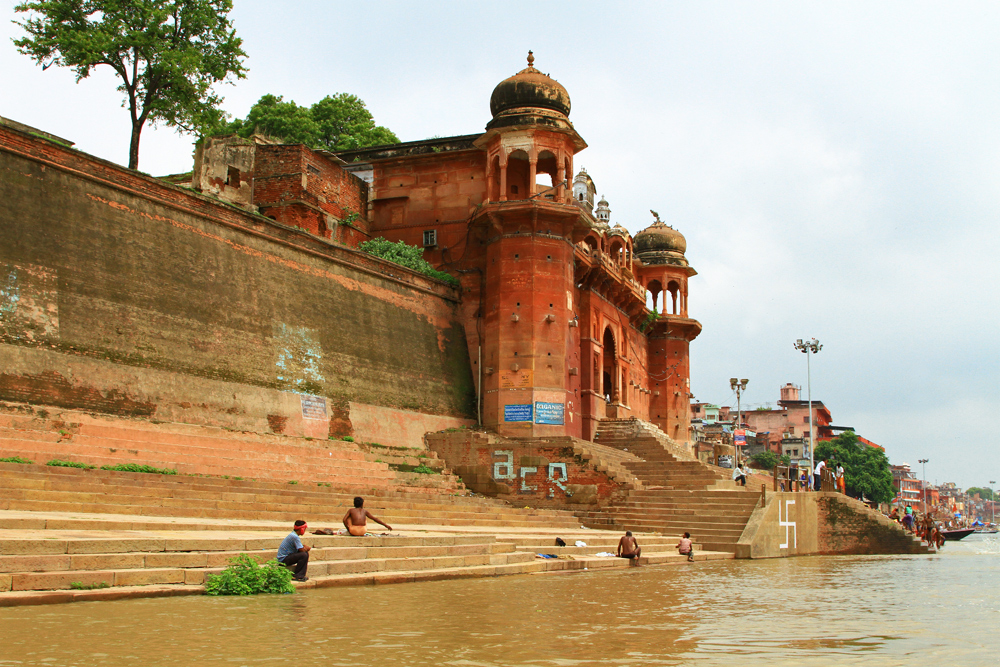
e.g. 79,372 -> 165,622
602,327 -> 617,402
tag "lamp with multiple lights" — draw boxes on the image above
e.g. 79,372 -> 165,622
729,378 -> 749,465
794,338 -> 822,486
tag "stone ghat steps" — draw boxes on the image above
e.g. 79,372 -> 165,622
0,551 -> 736,606
501,536 -> 711,553
0,409 -> 466,494
0,469 -> 544,515
357,443 -> 447,472
0,463 -> 555,512
0,535 -> 536,592
0,466 -> 583,529
594,419 -> 698,462
0,431 -> 396,487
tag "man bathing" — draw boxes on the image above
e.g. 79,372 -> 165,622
677,532 -> 694,561
343,496 -> 393,536
617,531 -> 642,565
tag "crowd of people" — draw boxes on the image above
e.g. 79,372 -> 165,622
772,458 -> 846,493
888,504 -> 946,549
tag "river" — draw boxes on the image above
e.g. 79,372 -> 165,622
1,535 -> 997,666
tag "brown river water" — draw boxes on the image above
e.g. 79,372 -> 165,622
1,536 -> 998,666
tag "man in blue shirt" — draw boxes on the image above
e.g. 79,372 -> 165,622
276,520 -> 311,581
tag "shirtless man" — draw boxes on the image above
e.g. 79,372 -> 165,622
342,496 -> 392,536
617,531 -> 642,566
677,532 -> 694,561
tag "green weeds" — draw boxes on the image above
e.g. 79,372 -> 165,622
46,459 -> 96,469
70,581 -> 110,590
204,554 -> 295,596
100,463 -> 177,475
0,456 -> 33,464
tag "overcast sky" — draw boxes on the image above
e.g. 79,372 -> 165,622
3,2 -> 998,489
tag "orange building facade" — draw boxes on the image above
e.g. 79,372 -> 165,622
197,54 -> 702,444
335,54 -> 702,443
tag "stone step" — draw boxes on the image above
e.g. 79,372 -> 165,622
0,541 -> 521,574
0,498 -> 583,528
0,464 -> 522,512
0,435 -> 395,481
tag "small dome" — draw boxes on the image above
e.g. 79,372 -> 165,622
634,214 -> 688,266
487,52 -> 572,131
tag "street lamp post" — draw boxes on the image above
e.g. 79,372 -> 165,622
794,338 -> 822,487
729,378 -> 749,465
991,480 -> 996,527
918,458 -> 929,513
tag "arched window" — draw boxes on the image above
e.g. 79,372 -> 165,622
602,327 -> 617,402
609,239 -> 624,265
489,155 -> 501,202
646,279 -> 663,312
667,280 -> 680,315
506,150 -> 529,200
536,150 -> 557,197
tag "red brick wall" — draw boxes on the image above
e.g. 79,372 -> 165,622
254,145 -> 369,240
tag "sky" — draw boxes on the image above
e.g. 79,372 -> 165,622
3,1 -> 998,489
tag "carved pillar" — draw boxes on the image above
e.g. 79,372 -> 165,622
499,152 -> 508,202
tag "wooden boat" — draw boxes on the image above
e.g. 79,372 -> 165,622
941,528 -> 976,541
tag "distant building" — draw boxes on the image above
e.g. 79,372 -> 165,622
891,464 -> 922,507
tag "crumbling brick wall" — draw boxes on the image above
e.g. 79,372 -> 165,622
254,144 -> 369,241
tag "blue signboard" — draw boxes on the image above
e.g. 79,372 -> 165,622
504,404 -> 533,422
534,402 -> 565,425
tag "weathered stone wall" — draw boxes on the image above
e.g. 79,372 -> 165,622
426,430 -> 629,508
735,492 -> 927,558
0,124 -> 475,444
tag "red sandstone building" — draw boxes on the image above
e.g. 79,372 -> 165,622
196,53 -> 701,444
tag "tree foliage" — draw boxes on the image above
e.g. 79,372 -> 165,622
749,451 -> 790,470
226,93 -> 399,151
815,431 -> 894,504
358,238 -> 458,287
13,0 -> 247,169
967,487 -> 996,501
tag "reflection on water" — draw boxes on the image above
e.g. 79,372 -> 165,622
1,536 -> 998,666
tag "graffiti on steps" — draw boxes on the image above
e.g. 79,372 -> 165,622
493,450 -> 574,497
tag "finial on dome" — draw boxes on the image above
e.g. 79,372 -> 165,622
650,210 -> 661,224
527,50 -> 534,67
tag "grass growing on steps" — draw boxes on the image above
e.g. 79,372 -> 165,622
46,459 -> 96,470
0,456 -> 33,464
205,554 -> 295,596
70,581 -> 110,590
100,463 -> 178,475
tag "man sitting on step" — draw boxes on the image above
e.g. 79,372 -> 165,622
343,497 -> 393,536
277,520 -> 311,582
616,531 -> 642,565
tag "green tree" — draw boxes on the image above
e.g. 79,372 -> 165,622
749,451 -> 790,470
815,431 -> 894,504
229,93 -> 399,151
13,0 -> 247,170
230,94 -> 319,146
967,487 -> 995,501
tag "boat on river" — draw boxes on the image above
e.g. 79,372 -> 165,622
941,528 -> 976,541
